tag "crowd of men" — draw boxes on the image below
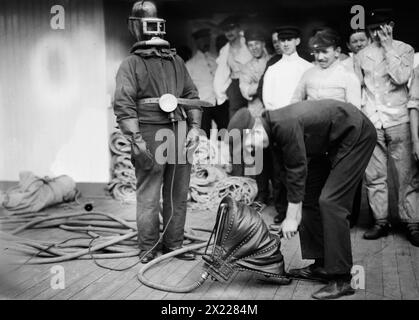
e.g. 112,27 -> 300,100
185,8 -> 419,248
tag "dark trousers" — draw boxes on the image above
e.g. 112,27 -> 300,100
226,79 -> 247,120
299,119 -> 376,275
256,147 -> 288,216
135,121 -> 191,251
201,100 -> 229,138
255,147 -> 273,203
350,180 -> 363,227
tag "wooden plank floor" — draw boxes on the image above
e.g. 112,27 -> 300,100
1,197 -> 419,300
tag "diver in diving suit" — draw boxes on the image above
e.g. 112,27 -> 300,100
113,1 -> 203,263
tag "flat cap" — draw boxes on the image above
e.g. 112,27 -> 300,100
275,25 -> 301,39
244,28 -> 266,42
309,28 -> 341,50
219,15 -> 242,30
366,8 -> 393,29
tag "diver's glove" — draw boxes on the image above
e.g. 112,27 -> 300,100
129,133 -> 154,170
185,108 -> 202,154
118,118 -> 154,170
185,127 -> 201,154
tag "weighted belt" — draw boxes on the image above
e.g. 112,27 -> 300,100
139,98 -> 214,109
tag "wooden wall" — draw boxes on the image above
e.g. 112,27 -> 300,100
0,0 -> 110,183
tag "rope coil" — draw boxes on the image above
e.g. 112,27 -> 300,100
108,131 -> 258,207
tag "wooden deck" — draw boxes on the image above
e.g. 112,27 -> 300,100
0,197 -> 418,300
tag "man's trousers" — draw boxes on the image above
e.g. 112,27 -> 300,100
299,118 -> 377,275
256,147 -> 288,216
365,123 -> 419,224
135,121 -> 191,251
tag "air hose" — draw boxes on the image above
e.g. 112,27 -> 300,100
11,231 -> 138,264
137,241 -> 211,293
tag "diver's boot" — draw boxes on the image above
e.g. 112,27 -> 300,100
162,247 -> 196,261
139,250 -> 157,264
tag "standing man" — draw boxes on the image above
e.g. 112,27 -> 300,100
113,1 -> 204,263
292,28 -> 361,108
186,28 -> 229,138
226,28 -> 270,181
256,28 -> 283,102
245,99 -> 377,299
263,26 -> 312,110
341,28 -> 370,73
260,26 -> 312,222
354,9 -> 419,244
291,28 -> 362,227
341,28 -> 370,225
239,28 -> 270,119
214,16 -> 253,120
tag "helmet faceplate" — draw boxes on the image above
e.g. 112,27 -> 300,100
128,1 -> 166,41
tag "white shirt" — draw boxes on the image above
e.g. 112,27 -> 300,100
341,53 -> 355,73
262,52 -> 312,110
213,37 -> 253,105
292,59 -> 362,108
186,50 -> 217,106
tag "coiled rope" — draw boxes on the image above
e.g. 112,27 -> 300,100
108,131 -> 259,208
108,132 -> 136,203
189,166 -> 258,211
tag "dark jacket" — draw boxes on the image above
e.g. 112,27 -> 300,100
114,42 -> 200,125
261,99 -> 370,203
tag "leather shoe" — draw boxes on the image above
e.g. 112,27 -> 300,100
273,213 -> 286,224
287,263 -> 329,283
363,223 -> 390,240
162,247 -> 196,261
407,224 -> 419,247
312,280 -> 355,300
139,250 -> 156,264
